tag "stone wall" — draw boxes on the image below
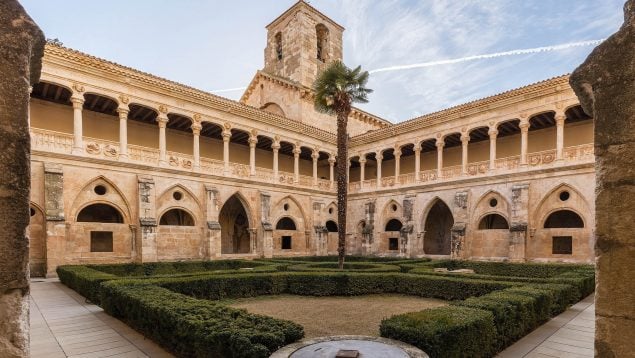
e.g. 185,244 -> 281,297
0,1 -> 44,357
570,1 -> 635,355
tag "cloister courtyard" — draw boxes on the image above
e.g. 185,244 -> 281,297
2,0 -> 635,357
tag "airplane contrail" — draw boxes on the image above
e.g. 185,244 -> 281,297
368,39 -> 604,74
208,39 -> 604,92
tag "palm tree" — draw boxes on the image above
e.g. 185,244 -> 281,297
313,61 -> 373,269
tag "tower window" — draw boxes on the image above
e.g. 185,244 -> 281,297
275,32 -> 283,60
316,24 -> 329,62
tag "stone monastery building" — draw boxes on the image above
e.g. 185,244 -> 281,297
28,1 -> 595,277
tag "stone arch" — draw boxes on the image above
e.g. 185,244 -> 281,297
28,203 -> 46,277
422,198 -> 454,255
478,213 -> 510,230
316,23 -> 329,61
544,210 -> 585,228
385,219 -> 403,232
275,216 -> 297,230
158,208 -> 196,226
272,195 -> 308,253
530,183 -> 592,261
261,102 -> 286,117
325,220 -> 338,232
380,199 -> 402,226
472,190 -> 511,224
77,203 -> 124,223
70,176 -> 132,223
219,192 -> 254,254
157,184 -> 202,221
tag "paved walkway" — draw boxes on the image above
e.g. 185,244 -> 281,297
29,279 -> 173,358
498,294 -> 595,358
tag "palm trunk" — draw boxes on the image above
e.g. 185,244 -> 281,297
336,108 -> 349,270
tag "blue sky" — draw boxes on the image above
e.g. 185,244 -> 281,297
20,0 -> 624,123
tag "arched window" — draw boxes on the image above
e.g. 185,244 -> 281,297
326,220 -> 338,232
385,219 -> 403,232
275,32 -> 283,60
276,217 -> 297,230
316,24 -> 329,62
77,204 -> 124,223
159,209 -> 195,226
478,214 -> 510,230
544,210 -> 584,228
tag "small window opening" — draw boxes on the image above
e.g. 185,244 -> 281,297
389,238 -> 399,251
282,236 -> 292,250
94,185 -> 107,195
90,231 -> 113,252
552,236 -> 573,254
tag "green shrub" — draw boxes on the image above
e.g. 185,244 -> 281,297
91,260 -> 270,277
380,306 -> 496,358
100,282 -> 303,358
286,262 -> 401,272
57,265 -> 118,304
425,260 -> 593,278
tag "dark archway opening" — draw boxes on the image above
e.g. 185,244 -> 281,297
77,204 -> 123,223
544,210 -> 584,228
385,219 -> 403,232
159,209 -> 195,226
220,195 -> 251,254
276,217 -> 297,230
326,220 -> 338,232
423,200 -> 453,255
478,213 -> 510,230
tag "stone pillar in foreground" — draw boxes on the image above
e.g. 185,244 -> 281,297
0,1 -> 45,356
569,2 -> 635,355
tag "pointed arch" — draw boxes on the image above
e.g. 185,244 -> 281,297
220,192 -> 254,254
70,175 -> 132,222
533,183 -> 591,226
273,195 -> 308,227
422,198 -> 454,255
157,183 -> 203,219
225,191 -> 255,228
472,190 -> 511,227
158,207 -> 196,226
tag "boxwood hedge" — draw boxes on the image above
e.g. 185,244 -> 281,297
56,258 -> 594,358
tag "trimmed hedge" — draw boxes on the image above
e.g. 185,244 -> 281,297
380,306 -> 496,358
91,259 -> 271,277
56,265 -> 118,304
100,282 -> 303,358
286,262 -> 401,273
421,259 -> 593,278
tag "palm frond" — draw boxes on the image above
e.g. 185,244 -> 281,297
313,60 -> 373,114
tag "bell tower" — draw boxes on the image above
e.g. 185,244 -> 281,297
263,0 -> 344,88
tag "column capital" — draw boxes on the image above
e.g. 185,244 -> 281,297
376,152 -> 384,161
461,134 -> 470,144
359,157 -> 367,164
156,115 -> 169,128
328,155 -> 336,164
70,95 -> 84,108
519,119 -> 530,131
292,147 -> 301,156
271,141 -> 281,150
248,135 -> 258,147
394,148 -> 402,157
311,150 -> 320,160
555,113 -> 566,124
222,130 -> 232,141
435,140 -> 445,149
413,143 -> 422,152
191,122 -> 202,135
117,105 -> 129,118
488,129 -> 499,138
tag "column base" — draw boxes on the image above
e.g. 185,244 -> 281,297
119,153 -> 128,161
71,147 -> 83,155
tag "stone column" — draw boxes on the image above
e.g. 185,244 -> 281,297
137,175 -> 158,262
570,6 -> 635,354
157,112 -> 169,167
328,155 -> 335,189
509,183 -> 529,262
436,139 -> 444,179
117,105 -> 129,160
461,134 -> 470,175
311,149 -> 319,186
375,152 -> 383,187
489,127 -> 498,171
272,139 -> 280,182
0,5 -> 44,355
394,148 -> 402,181
222,126 -> 231,176
519,116 -> 530,166
359,156 -> 366,189
204,185 -> 221,258
414,144 -> 421,182
191,121 -> 202,171
555,111 -> 566,161
43,163 -> 65,277
71,87 -> 85,155
260,192 -> 273,258
249,134 -> 258,177
292,144 -> 300,184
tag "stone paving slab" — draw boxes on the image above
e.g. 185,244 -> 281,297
497,294 -> 595,358
29,279 -> 173,358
